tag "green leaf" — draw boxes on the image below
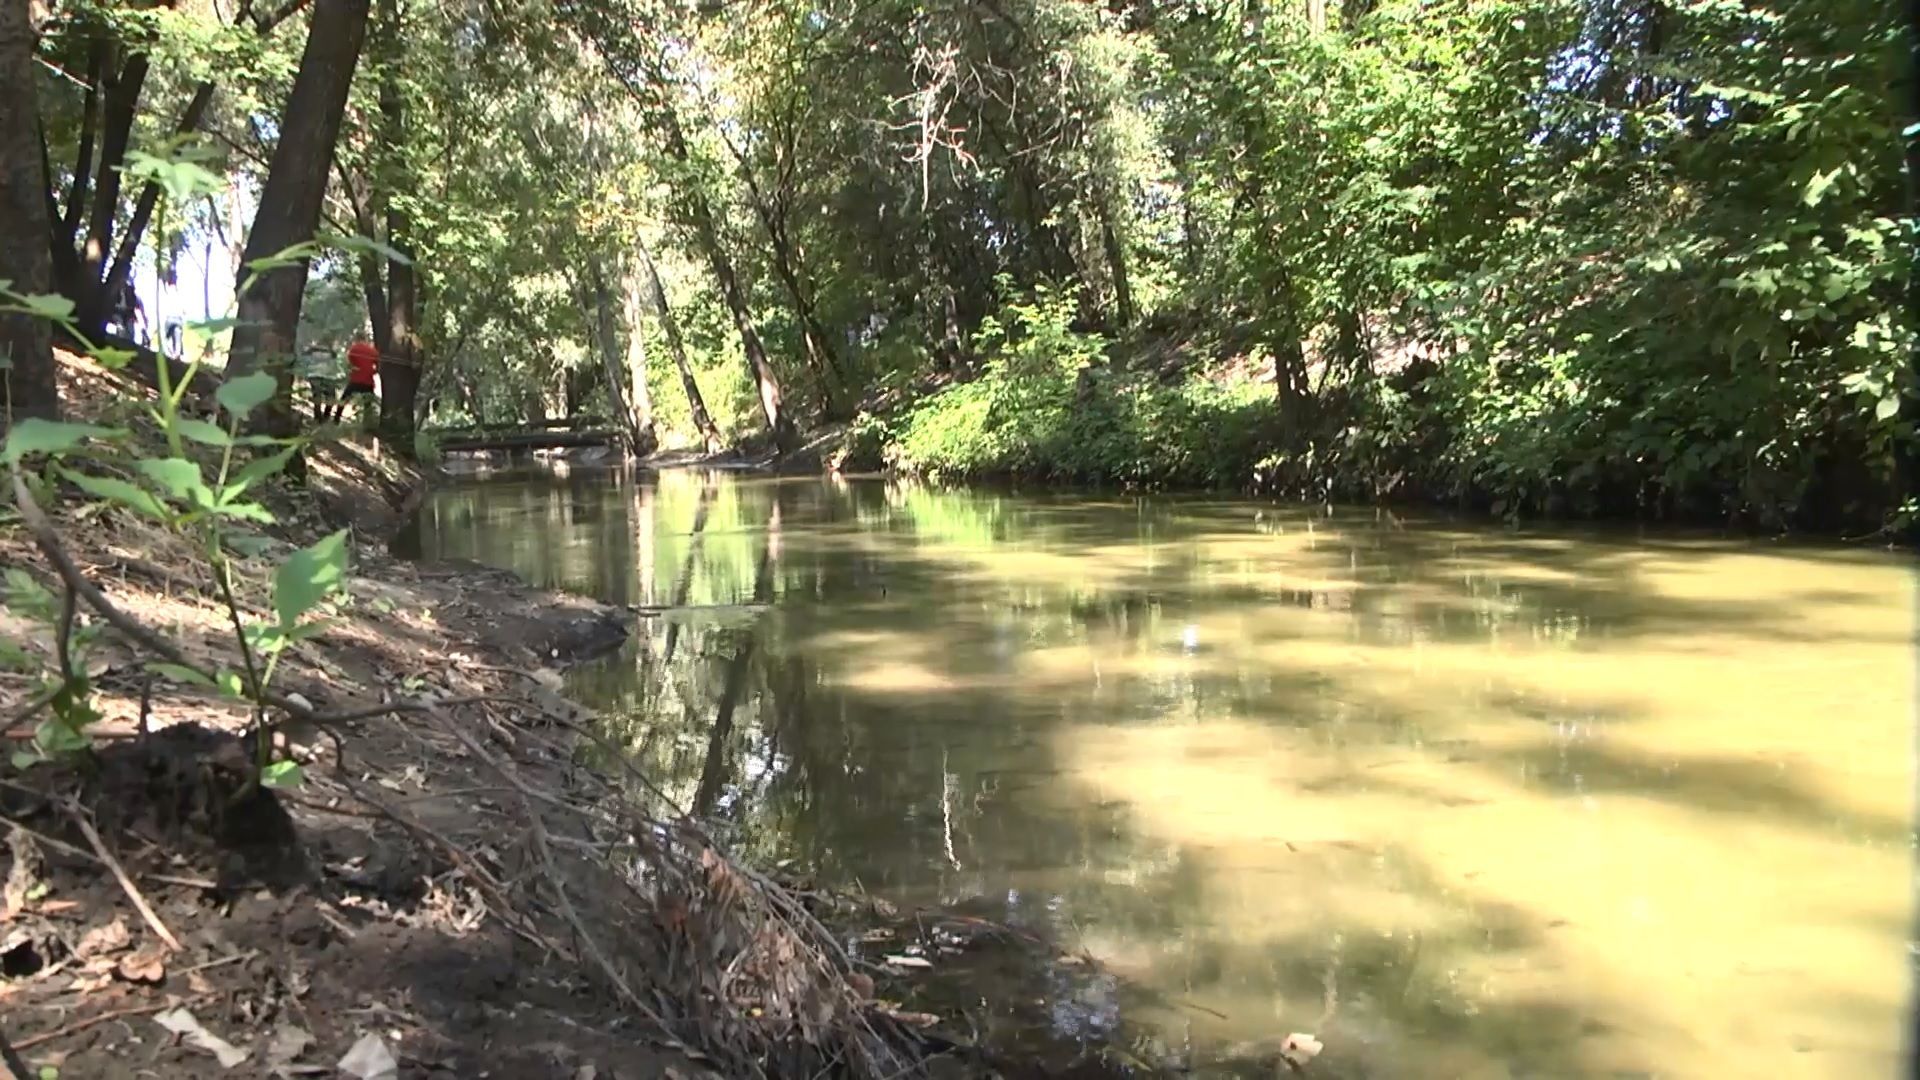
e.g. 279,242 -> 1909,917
1876,395 -> 1901,422
4,568 -> 56,620
243,241 -> 321,278
124,150 -> 225,204
0,637 -> 34,672
147,662 -> 217,689
243,621 -> 287,655
283,617 -> 335,642
326,232 -> 414,266
216,670 -> 246,698
11,750 -> 42,770
214,498 -> 276,524
91,347 -> 136,371
3,419 -> 124,465
225,533 -> 275,558
3,291 -> 77,323
216,371 -> 280,419
274,529 -> 350,628
136,457 -> 214,507
225,444 -> 300,496
1803,168 -> 1839,207
173,417 -> 234,446
35,718 -> 92,755
260,759 -> 305,789
61,469 -> 168,519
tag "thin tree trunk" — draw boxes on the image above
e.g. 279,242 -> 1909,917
733,152 -> 845,416
76,49 -> 149,332
343,167 -> 392,352
99,83 -> 217,327
1,0 -> 58,422
373,0 -> 417,448
638,241 -> 723,453
226,0 -> 372,436
55,39 -> 105,271
620,261 -> 657,453
658,106 -> 795,451
1098,198 -> 1135,330
586,261 -> 652,456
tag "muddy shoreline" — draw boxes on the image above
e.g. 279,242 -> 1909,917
1,364 -> 1174,1079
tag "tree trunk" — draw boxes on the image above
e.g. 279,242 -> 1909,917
100,83 -> 216,327
638,240 -> 723,453
586,260 -> 655,456
620,262 -> 657,454
372,0 -> 416,449
735,153 -> 846,417
76,49 -> 149,333
1,0 -> 58,422
659,107 -> 795,451
1098,199 -> 1135,330
225,0 -> 372,436
379,215 -> 420,447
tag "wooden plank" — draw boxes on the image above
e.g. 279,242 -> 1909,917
435,429 -> 623,453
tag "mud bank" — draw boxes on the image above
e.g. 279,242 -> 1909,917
0,356 -> 1180,1080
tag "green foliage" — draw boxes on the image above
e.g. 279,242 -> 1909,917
273,530 -> 350,629
4,315 -> 320,786
885,288 -> 1273,488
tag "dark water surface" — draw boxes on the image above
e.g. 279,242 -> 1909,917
413,467 -> 1916,1078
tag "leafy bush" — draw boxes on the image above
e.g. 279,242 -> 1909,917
884,286 -> 1275,488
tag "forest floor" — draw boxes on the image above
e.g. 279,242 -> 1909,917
0,353 -> 1171,1080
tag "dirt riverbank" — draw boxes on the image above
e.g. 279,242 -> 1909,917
0,354 -> 1187,1080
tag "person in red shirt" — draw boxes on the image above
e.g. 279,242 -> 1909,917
331,339 -> 380,423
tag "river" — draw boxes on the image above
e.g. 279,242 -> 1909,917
412,466 -> 1916,1078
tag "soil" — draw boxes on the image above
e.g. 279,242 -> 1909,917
0,352 -> 1169,1080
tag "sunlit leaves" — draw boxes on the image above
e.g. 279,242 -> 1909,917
217,372 -> 280,419
3,420 -> 126,466
273,529 -> 350,629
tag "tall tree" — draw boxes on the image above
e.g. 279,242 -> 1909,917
639,241 -> 723,453
372,0 -> 420,448
225,0 -> 372,434
1,0 -> 58,422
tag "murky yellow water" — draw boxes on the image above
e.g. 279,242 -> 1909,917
416,468 -> 1917,1077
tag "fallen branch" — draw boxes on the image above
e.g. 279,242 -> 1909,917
11,993 -> 215,1052
68,804 -> 183,952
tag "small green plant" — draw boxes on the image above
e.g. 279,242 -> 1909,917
0,144 -> 397,788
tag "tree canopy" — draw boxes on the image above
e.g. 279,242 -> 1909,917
1,0 -> 1912,528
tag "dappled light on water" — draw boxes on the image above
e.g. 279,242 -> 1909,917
416,470 -> 1915,1078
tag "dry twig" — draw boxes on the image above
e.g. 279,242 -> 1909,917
67,805 -> 182,952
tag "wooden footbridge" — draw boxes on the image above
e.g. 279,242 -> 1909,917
428,418 -> 626,455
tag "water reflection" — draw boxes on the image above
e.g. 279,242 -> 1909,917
413,469 -> 1917,1078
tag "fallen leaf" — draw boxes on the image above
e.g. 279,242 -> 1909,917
882,954 -> 932,969
1280,1032 -> 1324,1069
154,1007 -> 249,1068
264,1024 -> 313,1066
337,1032 -> 399,1080
188,972 -> 215,995
116,946 -> 166,983
75,918 -> 131,958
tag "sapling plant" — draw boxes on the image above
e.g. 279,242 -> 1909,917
1,143 -> 408,790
